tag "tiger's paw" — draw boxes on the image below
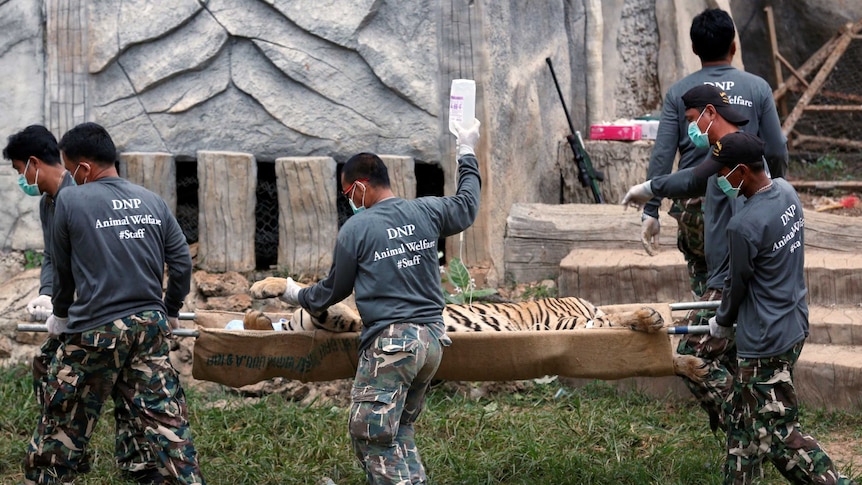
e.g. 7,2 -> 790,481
243,310 -> 273,331
629,306 -> 665,333
250,277 -> 288,299
673,354 -> 708,382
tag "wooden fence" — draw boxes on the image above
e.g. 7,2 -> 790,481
119,151 -> 416,275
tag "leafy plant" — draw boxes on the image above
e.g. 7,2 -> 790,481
441,257 -> 497,304
813,153 -> 846,179
521,282 -> 558,300
23,250 -> 43,269
793,152 -> 852,180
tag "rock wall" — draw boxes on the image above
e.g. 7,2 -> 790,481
1,0 -> 860,284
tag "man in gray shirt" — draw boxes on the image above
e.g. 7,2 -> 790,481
641,8 -> 787,296
707,131 -> 852,484
4,125 -> 75,322
4,126 -> 76,406
252,119 -> 482,484
623,83 -> 750,433
24,122 -> 205,484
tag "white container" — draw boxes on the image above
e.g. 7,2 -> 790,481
449,79 -> 476,135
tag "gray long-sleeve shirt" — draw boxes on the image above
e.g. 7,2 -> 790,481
52,177 -> 192,331
649,165 -> 743,289
715,178 -> 808,358
38,171 -> 76,296
299,154 -> 481,351
644,64 -> 788,221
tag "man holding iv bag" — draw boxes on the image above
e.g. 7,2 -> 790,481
250,79 -> 481,484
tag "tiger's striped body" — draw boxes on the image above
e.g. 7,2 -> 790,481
243,297 -> 664,334
442,298 -> 657,332
242,296 -> 704,382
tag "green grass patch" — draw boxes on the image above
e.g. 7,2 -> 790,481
1,365 -> 859,484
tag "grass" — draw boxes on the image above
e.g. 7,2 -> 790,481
1,364 -> 860,484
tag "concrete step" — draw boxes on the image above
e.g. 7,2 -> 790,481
807,306 -> 862,346
558,248 -> 862,307
794,343 -> 862,411
504,203 -> 862,284
666,305 -> 862,347
566,342 -> 862,412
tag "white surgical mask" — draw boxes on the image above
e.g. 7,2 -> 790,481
346,181 -> 367,214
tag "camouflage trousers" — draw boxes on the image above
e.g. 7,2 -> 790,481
24,310 -> 205,485
31,337 -> 95,476
349,322 -> 450,485
32,337 -> 60,409
723,341 -> 854,485
669,197 -> 708,298
676,288 -> 737,433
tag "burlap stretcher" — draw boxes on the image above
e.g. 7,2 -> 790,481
191,304 -> 676,388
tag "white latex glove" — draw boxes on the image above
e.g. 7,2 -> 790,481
27,294 -> 53,322
455,118 -> 481,156
168,316 -> 179,330
640,214 -> 660,256
280,277 -> 302,306
46,314 -> 69,336
708,316 -> 734,339
621,181 -> 653,209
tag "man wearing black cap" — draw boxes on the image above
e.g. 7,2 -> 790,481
621,83 -> 752,433
707,131 -> 853,484
637,8 -> 787,294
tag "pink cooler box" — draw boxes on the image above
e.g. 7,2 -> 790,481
589,124 -> 642,141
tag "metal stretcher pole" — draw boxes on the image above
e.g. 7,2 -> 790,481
17,301 -> 727,337
16,323 -> 201,338
667,300 -> 725,334
668,301 -> 720,311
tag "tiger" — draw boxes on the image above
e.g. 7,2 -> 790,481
246,276 -> 707,382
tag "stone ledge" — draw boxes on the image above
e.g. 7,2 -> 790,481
807,306 -> 862,346
558,248 -> 862,307
564,343 -> 862,412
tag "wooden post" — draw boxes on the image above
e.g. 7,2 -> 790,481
44,0 -> 88,137
563,140 -> 654,205
197,151 -> 257,272
119,152 -> 177,214
438,0 -> 490,269
379,155 -> 416,199
274,156 -> 338,277
780,24 -> 855,138
773,19 -> 862,102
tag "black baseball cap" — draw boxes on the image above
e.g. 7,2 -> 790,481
682,84 -> 749,126
696,131 -> 765,176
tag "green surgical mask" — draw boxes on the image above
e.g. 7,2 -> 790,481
717,164 -> 743,199
17,160 -> 41,196
687,109 -> 713,149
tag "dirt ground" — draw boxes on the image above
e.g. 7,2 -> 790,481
796,190 -> 862,217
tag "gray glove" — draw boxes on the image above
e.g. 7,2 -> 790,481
621,181 -> 653,209
455,119 -> 481,156
27,294 -> 53,321
640,214 -> 660,256
280,277 -> 302,306
46,314 -> 69,336
708,316 -> 734,339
